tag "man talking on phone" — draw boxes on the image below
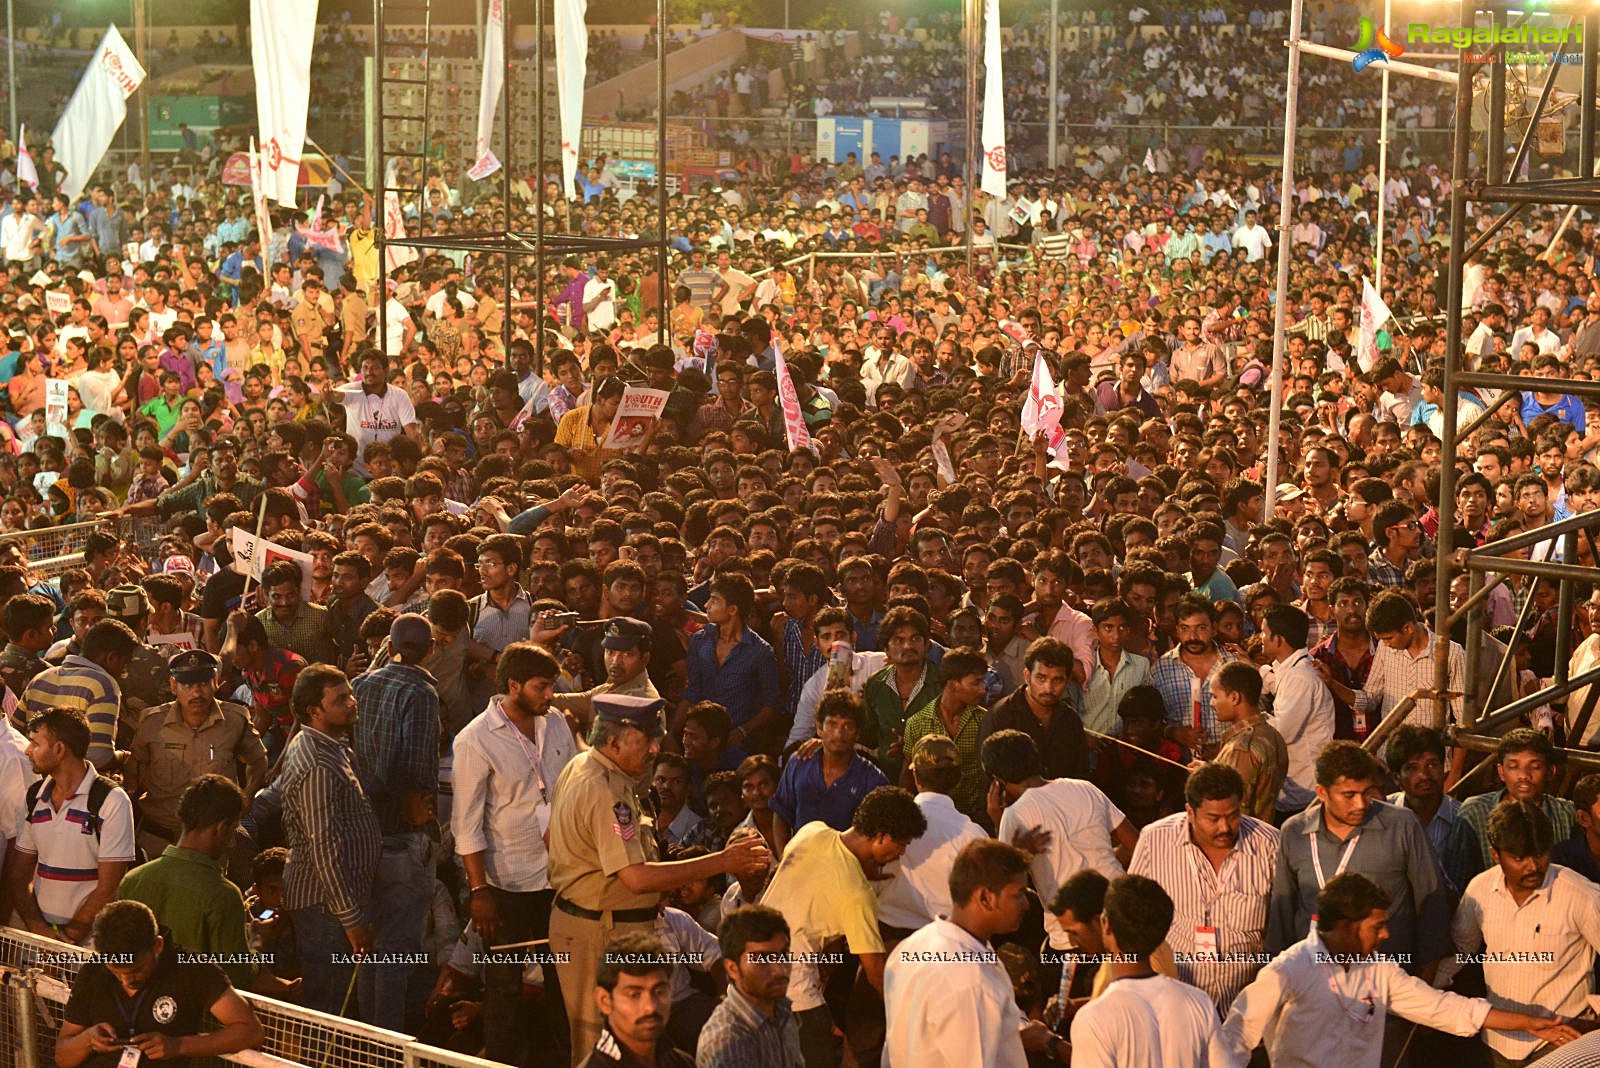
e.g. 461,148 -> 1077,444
56,900 -> 263,1068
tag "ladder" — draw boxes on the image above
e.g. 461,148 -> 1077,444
375,0 -> 435,352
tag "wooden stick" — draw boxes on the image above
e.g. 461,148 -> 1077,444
1085,728 -> 1195,773
238,489 -> 271,607
304,136 -> 370,199
489,938 -> 550,952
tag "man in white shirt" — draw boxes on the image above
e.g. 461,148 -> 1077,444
1261,604 -> 1335,821
877,736 -> 988,932
884,839 -> 1057,1068
0,713 -> 32,868
1231,209 -> 1272,262
1070,874 -> 1234,1068
340,349 -> 420,475
453,642 -> 580,1066
1226,872 -> 1578,1068
1434,801 -> 1600,1065
581,262 -> 618,332
982,730 -> 1137,955
712,250 -> 756,317
1,194 -> 42,268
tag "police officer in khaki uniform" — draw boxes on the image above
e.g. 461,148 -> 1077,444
548,693 -> 770,1063
125,649 -> 269,862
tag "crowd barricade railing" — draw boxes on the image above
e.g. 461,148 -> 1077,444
0,520 -> 111,579
118,513 -> 170,555
0,927 -> 505,1068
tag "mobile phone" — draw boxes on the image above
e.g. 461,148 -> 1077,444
257,907 -> 277,920
543,610 -> 578,628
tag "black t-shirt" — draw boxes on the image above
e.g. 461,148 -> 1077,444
200,566 -> 246,623
64,939 -> 232,1068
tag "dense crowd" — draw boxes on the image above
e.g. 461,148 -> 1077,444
8,4 -> 1600,1068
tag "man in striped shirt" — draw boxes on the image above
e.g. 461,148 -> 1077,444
20,619 -> 139,771
1130,763 -> 1280,1011
281,664 -> 381,1016
7,708 -> 135,945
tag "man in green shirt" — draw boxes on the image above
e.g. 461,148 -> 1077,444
902,647 -> 989,821
118,774 -> 259,990
862,606 -> 940,780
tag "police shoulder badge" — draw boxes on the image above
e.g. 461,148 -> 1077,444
152,995 -> 177,1024
612,801 -> 636,841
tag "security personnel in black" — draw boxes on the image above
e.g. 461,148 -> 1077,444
56,899 -> 263,1067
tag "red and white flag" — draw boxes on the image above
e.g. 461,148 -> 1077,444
472,0 -> 505,180
773,343 -> 814,454
979,0 -> 1006,197
16,125 -> 37,191
1357,277 -> 1393,373
1020,349 -> 1068,468
251,0 -> 317,205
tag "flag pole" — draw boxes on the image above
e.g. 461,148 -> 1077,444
1264,0 -> 1306,515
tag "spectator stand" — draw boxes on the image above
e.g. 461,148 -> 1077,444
0,927 -> 499,1068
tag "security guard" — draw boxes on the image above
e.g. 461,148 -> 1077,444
548,693 -> 771,1063
106,585 -> 174,733
126,649 -> 269,862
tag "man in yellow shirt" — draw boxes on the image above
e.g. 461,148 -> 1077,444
758,786 -> 925,1068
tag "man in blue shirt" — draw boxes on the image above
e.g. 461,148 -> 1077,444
678,572 -> 781,753
770,689 -> 888,854
47,194 -> 90,268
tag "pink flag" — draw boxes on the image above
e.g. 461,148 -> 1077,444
772,343 -> 813,454
1020,349 -> 1068,467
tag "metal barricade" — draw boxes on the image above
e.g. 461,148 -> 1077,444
0,520 -> 109,579
0,928 -> 504,1068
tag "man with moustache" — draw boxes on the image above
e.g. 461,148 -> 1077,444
1130,764 -> 1280,1011
1444,728 -> 1576,895
1434,801 -> 1600,1068
578,931 -> 693,1068
454,642 -> 581,1068
696,905 -> 805,1067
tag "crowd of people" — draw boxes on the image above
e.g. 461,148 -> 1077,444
6,3 -> 1600,1068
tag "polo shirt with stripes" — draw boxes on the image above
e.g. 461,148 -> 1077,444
21,656 -> 123,770
15,772 -> 135,925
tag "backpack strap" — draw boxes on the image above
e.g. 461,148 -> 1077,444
85,775 -> 114,839
24,776 -> 42,813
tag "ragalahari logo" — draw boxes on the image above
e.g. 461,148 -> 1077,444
1352,17 -> 1405,71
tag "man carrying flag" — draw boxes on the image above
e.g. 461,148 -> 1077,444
1357,277 -> 1393,374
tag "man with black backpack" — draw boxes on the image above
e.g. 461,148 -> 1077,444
5,708 -> 136,945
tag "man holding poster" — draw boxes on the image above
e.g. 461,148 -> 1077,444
554,376 -> 661,482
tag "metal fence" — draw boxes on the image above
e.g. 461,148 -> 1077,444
0,927 -> 502,1068
0,520 -> 107,578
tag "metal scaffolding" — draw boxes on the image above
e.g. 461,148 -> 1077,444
372,0 -> 670,374
1432,0 -> 1600,780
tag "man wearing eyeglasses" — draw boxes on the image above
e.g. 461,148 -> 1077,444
1364,500 -> 1422,590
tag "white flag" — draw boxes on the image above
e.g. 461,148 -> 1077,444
251,0 -> 317,205
473,0 -> 505,180
229,527 -> 314,598
15,125 -> 37,191
1357,277 -> 1393,373
1144,148 -> 1157,174
50,26 -> 146,200
247,137 -> 274,259
979,0 -> 1006,197
554,0 -> 589,197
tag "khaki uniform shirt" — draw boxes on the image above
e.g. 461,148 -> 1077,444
548,747 -> 660,912
549,672 -> 660,733
129,699 -> 267,829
